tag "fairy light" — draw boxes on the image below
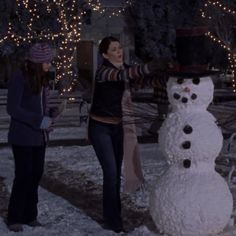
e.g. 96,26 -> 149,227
0,0 -> 131,94
227,53 -> 236,92
89,0 -> 132,18
0,0 -> 89,96
87,0 -> 101,11
202,0 -> 236,15
201,0 -> 236,92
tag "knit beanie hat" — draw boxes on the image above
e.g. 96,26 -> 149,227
28,43 -> 53,63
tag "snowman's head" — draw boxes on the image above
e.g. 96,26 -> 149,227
167,76 -> 214,111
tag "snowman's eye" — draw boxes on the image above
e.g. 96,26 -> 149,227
182,141 -> 191,149
181,97 -> 188,103
191,94 -> 197,100
192,77 -> 200,85
177,78 -> 184,84
173,93 -> 181,100
183,125 -> 193,134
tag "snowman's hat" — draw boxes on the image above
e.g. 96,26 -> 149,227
170,26 -> 219,78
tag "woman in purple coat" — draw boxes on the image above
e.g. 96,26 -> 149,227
6,43 -> 55,232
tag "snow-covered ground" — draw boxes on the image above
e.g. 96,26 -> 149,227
1,141 -> 236,236
0,143 -> 165,236
1,96 -> 236,235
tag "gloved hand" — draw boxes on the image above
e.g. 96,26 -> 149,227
49,100 -> 67,119
49,107 -> 60,118
40,116 -> 53,129
147,58 -> 172,73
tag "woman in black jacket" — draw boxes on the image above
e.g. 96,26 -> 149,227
88,36 -> 169,233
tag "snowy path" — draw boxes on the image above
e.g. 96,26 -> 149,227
1,145 -> 236,235
0,150 -> 114,236
0,146 -> 160,236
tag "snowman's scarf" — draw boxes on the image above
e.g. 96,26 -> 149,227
122,90 -> 145,193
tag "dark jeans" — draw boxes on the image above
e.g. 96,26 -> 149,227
88,118 -> 124,227
7,145 -> 46,224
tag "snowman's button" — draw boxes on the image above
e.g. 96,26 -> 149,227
181,97 -> 188,103
191,93 -> 197,100
192,77 -> 200,85
183,125 -> 193,134
173,93 -> 181,99
183,159 -> 191,168
177,78 -> 184,84
182,141 -> 191,149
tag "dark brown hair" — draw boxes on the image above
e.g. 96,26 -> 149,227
23,60 -> 48,94
99,36 -> 120,55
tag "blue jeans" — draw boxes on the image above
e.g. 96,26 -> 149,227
7,145 -> 45,224
88,118 -> 123,227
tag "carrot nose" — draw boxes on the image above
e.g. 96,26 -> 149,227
183,87 -> 190,92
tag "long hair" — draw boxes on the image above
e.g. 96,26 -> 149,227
23,60 -> 48,94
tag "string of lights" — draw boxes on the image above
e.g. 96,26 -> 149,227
202,0 -> 236,15
0,0 -> 133,94
54,0 -> 82,94
0,0 -> 84,94
200,0 -> 236,92
87,0 -> 132,18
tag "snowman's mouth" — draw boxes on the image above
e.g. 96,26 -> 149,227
183,159 -> 191,168
173,93 -> 198,104
173,77 -> 200,104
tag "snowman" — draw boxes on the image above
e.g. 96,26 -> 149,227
149,27 -> 233,236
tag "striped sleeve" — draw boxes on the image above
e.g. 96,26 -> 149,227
128,64 -> 150,79
95,64 -> 150,82
136,72 -> 168,88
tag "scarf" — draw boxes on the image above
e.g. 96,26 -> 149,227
122,89 -> 145,193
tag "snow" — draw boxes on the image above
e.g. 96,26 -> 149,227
159,111 -> 223,164
1,99 -> 236,235
150,165 -> 233,236
0,138 -> 167,235
150,76 -> 234,236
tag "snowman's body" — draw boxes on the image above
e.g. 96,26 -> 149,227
150,76 -> 233,236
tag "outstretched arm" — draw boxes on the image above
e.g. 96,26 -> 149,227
95,64 -> 150,82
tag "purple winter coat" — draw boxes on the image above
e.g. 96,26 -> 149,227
7,71 -> 50,146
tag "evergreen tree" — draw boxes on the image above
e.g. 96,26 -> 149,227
125,0 -> 204,61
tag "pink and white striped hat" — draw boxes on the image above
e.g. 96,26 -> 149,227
28,43 -> 53,63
